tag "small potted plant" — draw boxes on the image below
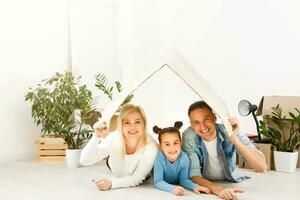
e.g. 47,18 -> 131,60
259,104 -> 300,172
25,72 -> 94,167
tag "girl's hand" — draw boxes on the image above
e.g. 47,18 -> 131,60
173,186 -> 185,196
193,185 -> 211,194
92,178 -> 112,191
93,121 -> 108,138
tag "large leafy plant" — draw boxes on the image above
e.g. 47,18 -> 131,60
259,104 -> 300,152
95,73 -> 133,108
25,72 -> 94,149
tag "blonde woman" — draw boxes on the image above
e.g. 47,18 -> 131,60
80,104 -> 158,190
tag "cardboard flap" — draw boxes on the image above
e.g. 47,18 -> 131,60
256,96 -> 300,118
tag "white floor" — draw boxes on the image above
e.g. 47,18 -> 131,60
0,160 -> 300,200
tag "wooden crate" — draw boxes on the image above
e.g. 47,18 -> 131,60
36,137 -> 68,163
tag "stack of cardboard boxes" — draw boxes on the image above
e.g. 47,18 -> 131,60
238,96 -> 300,170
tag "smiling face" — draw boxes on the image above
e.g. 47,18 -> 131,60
189,107 -> 217,141
160,132 -> 182,163
122,111 -> 145,141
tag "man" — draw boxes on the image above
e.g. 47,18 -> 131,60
182,101 -> 267,200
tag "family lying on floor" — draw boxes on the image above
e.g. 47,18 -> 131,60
80,101 -> 267,200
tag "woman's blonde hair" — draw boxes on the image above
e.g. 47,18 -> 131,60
117,104 -> 149,157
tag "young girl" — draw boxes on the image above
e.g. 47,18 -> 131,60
153,121 -> 211,196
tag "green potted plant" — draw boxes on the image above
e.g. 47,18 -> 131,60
259,104 -> 300,172
25,72 -> 94,167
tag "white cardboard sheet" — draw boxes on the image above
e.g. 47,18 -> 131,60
99,49 -> 232,136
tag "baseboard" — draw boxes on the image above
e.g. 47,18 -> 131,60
0,149 -> 36,162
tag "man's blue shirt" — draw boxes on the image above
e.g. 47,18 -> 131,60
182,124 -> 259,182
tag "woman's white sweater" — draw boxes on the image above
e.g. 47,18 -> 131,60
80,131 -> 158,189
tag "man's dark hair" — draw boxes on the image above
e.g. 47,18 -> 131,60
188,101 -> 213,117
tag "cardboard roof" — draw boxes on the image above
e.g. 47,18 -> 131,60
99,49 -> 233,136
257,96 -> 300,119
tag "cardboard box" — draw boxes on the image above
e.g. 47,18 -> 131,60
238,143 -> 274,170
256,96 -> 300,117
109,114 -> 118,132
256,96 -> 300,168
255,143 -> 274,170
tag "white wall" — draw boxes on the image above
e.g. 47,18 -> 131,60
117,0 -> 300,134
0,0 -> 65,162
0,0 -> 117,162
72,0 -> 119,108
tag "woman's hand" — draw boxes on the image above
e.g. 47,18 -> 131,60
93,121 -> 108,138
93,178 -> 112,191
193,185 -> 211,194
173,186 -> 185,196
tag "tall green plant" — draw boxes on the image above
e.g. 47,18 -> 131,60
95,73 -> 133,107
259,104 -> 300,152
25,72 -> 94,149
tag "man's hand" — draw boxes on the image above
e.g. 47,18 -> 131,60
193,185 -> 211,194
226,118 -> 268,172
218,187 -> 243,200
93,178 -> 112,191
228,117 -> 240,143
173,186 -> 185,196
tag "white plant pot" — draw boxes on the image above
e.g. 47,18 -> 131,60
274,151 -> 299,173
66,149 -> 82,168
